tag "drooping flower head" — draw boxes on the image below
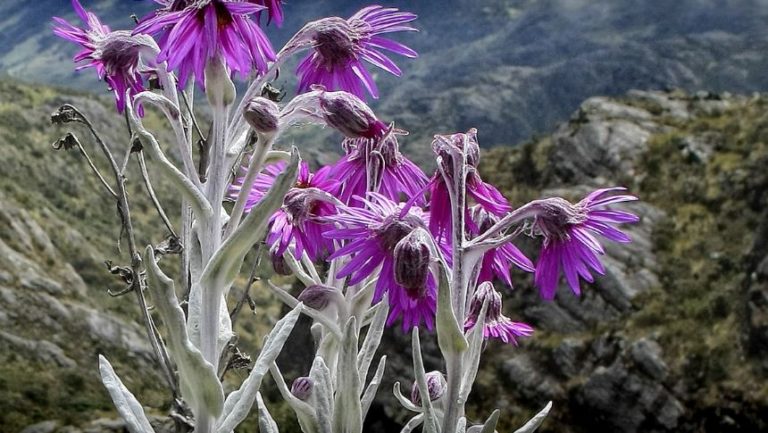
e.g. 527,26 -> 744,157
332,126 -> 428,208
247,0 -> 284,27
287,6 -> 418,99
532,188 -> 639,299
429,129 -> 511,241
465,282 -> 534,345
468,206 -> 534,287
53,0 -> 157,113
135,0 -> 275,88
324,193 -> 436,331
228,160 -> 340,261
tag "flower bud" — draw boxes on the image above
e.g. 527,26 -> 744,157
393,230 -> 432,296
297,284 -> 339,310
320,90 -> 386,138
467,281 -> 503,324
432,129 -> 481,176
244,97 -> 280,134
290,377 -> 313,401
270,250 -> 291,276
410,371 -> 446,406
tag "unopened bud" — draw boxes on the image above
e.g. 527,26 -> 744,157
290,377 -> 313,401
432,129 -> 480,178
393,230 -> 431,297
297,284 -> 339,310
468,281 -> 503,324
270,250 -> 291,276
410,371 -> 446,406
320,90 -> 386,138
244,97 -> 280,134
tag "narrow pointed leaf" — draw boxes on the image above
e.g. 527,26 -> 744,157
412,329 -> 439,433
513,402 -> 552,433
361,356 -> 387,418
357,299 -> 388,383
256,392 -> 280,433
217,305 -> 302,433
98,355 -> 156,433
461,297 -> 489,402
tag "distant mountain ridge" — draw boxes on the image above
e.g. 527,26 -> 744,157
3,0 -> 768,154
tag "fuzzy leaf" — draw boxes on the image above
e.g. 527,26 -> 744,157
217,305 -> 302,433
436,265 -> 468,356
461,296 -> 489,402
361,356 -> 387,419
144,247 -> 224,417
256,393 -> 280,433
98,356 -> 155,433
393,382 -> 421,413
333,317 -> 363,433
513,402 -> 552,433
412,329 -> 439,433
357,299 -> 388,383
310,357 -> 334,433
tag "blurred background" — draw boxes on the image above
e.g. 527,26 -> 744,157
1,1 -> 768,432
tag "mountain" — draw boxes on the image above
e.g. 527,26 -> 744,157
4,0 -> 768,158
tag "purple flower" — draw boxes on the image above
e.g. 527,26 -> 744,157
332,127 -> 428,207
468,206 -> 534,287
324,194 -> 436,331
247,0 -> 284,27
53,0 -> 155,113
135,0 -> 275,88
292,6 -> 417,99
533,188 -> 639,299
429,130 -> 511,241
465,282 -> 533,345
228,161 -> 339,260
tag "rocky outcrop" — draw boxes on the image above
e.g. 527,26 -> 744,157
476,90 -> 768,432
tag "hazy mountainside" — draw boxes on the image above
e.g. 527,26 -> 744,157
4,0 -> 768,158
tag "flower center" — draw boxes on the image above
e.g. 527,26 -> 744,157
374,213 -> 422,251
313,18 -> 359,67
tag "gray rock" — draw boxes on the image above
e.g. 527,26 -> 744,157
20,420 -> 59,433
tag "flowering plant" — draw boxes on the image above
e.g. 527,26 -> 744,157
51,1 -> 638,432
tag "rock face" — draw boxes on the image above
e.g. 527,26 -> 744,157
475,89 -> 768,432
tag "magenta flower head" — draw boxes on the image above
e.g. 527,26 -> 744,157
533,188 -> 639,299
429,129 -> 512,241
285,6 -> 418,99
53,0 -> 158,114
468,206 -> 534,287
324,194 -> 436,331
332,127 -> 428,207
247,0 -> 284,27
228,161 -> 340,260
465,282 -> 534,345
134,0 -> 275,88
